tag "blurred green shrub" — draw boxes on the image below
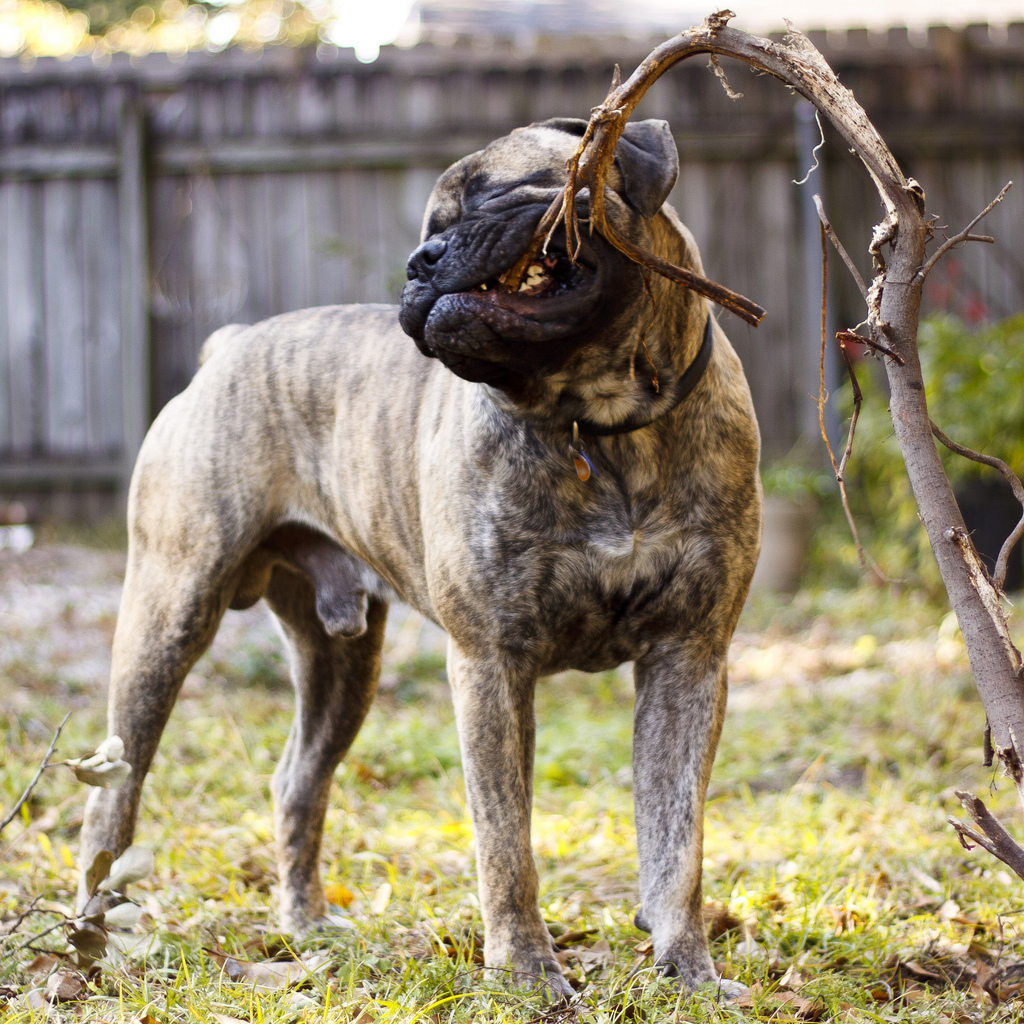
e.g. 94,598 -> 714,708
760,460 -> 834,504
810,314 -> 1024,589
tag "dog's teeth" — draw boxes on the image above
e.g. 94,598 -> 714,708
517,263 -> 550,293
479,283 -> 488,291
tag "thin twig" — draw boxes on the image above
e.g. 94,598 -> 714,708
815,223 -> 886,584
0,896 -> 43,938
0,712 -> 72,835
949,790 -> 1024,883
813,194 -> 867,298
835,328 -> 904,365
793,110 -> 824,185
930,421 -> 1024,590
916,181 -> 1012,282
15,919 -> 68,952
708,53 -> 743,100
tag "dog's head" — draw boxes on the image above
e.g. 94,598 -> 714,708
398,118 -> 687,407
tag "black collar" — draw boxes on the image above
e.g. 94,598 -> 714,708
574,314 -> 714,438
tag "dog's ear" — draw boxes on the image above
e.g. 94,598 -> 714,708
615,119 -> 679,219
534,117 -> 589,137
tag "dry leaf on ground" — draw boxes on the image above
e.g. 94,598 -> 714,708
206,949 -> 330,989
44,969 -> 85,1002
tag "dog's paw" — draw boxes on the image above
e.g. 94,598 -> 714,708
696,976 -> 748,1003
526,959 -> 576,1004
488,951 -> 576,1003
652,946 -> 720,993
312,906 -> 358,933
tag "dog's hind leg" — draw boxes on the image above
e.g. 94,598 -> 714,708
263,565 -> 388,935
78,547 -> 232,907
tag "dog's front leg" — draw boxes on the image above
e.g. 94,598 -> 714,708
632,638 -> 730,992
446,642 -> 573,1001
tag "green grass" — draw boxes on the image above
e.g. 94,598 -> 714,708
3,583 -> 1024,1021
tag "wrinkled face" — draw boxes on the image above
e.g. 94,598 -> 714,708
398,118 -> 679,393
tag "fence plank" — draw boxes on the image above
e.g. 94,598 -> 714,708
3,35 -> 1024,494
304,170 -> 345,308
42,178 -> 87,455
81,177 -> 124,456
0,144 -> 118,178
273,170 -> 312,313
2,182 -> 44,457
0,185 -> 9,453
118,90 -> 150,496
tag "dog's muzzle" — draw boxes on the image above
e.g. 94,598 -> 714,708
398,202 -> 609,386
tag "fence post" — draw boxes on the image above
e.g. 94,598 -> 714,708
117,88 -> 150,506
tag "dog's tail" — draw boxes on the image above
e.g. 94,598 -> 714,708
198,323 -> 250,367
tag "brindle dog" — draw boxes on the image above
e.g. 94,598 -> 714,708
79,117 -> 761,997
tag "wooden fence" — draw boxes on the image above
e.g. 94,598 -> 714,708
2,26 -> 1024,511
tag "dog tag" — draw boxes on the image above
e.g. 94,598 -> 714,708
571,449 -> 599,482
568,421 -> 599,483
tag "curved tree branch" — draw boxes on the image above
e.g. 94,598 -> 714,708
505,11 -> 1024,850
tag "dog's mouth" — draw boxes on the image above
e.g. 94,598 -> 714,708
400,219 -> 615,387
470,249 -> 591,302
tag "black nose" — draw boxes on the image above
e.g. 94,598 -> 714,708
406,237 -> 448,280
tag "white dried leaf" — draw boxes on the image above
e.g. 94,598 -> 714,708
16,988 -> 49,1014
370,882 -> 391,915
320,912 -> 357,930
105,930 -> 160,958
69,758 -> 132,788
217,954 -> 330,989
100,845 -> 154,892
45,969 -> 85,1002
575,938 -> 612,968
102,901 -> 142,930
67,739 -> 132,789
95,736 -> 125,761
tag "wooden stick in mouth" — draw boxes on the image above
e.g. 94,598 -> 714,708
498,12 -> 768,327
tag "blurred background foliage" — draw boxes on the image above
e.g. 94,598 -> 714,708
798,314 -> 1024,592
0,0 -> 411,60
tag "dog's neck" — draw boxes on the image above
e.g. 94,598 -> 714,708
488,278 -> 709,441
480,206 -> 712,453
572,312 -> 713,438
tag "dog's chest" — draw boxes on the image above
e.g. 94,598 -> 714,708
468,480 -> 703,670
